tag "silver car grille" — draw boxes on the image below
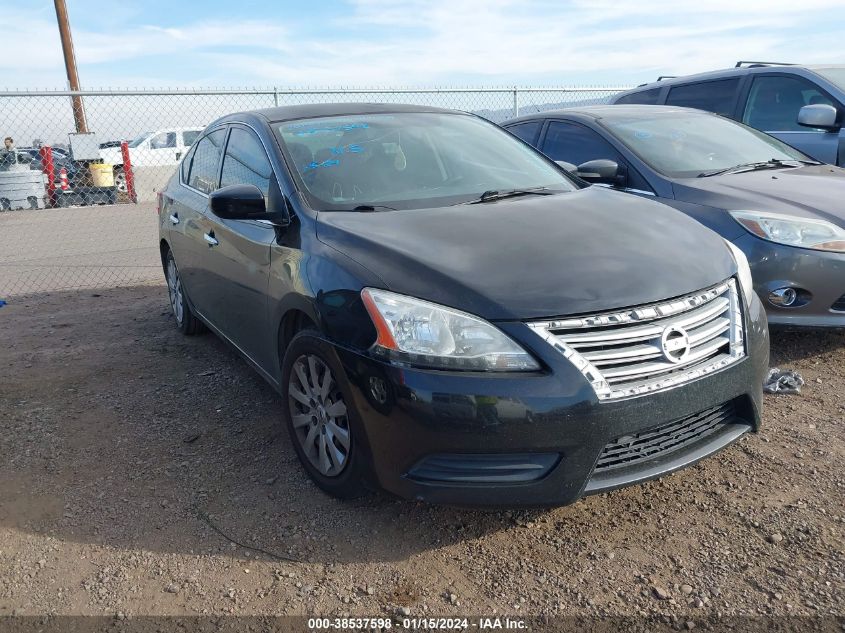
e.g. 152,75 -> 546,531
528,279 -> 745,401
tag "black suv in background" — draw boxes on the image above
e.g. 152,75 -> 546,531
611,62 -> 845,166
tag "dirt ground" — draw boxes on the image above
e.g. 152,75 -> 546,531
0,286 -> 843,623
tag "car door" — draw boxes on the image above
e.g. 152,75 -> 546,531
200,124 -> 279,372
167,127 -> 228,321
538,120 -> 655,195
740,74 -> 842,164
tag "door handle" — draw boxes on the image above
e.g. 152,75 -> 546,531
204,232 -> 219,246
176,151 -> 182,160
169,213 -> 179,225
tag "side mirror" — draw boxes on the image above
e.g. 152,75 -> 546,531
555,160 -> 578,172
576,159 -> 626,187
210,183 -> 289,226
797,104 -> 840,131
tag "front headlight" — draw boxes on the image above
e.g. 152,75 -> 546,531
730,211 -> 845,252
724,239 -> 755,306
361,288 -> 540,371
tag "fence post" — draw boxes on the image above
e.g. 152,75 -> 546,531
512,87 -> 519,118
120,141 -> 137,204
273,87 -> 279,107
39,146 -> 56,208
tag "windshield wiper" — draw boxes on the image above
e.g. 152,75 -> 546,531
697,158 -> 802,178
463,187 -> 554,204
349,204 -> 397,212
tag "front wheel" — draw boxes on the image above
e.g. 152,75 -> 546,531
281,331 -> 370,499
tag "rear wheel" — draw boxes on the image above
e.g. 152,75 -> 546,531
165,250 -> 203,335
281,331 -> 369,499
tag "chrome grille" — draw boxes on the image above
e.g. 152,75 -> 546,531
528,279 -> 745,401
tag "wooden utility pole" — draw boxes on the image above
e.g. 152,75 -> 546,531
53,0 -> 89,133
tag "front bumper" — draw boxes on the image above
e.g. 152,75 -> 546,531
332,294 -> 769,507
736,233 -> 845,328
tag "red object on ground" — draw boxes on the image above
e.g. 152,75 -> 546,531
59,167 -> 70,191
120,140 -> 137,203
39,146 -> 56,207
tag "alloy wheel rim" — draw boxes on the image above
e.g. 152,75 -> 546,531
115,172 -> 128,193
167,258 -> 184,324
288,354 -> 351,477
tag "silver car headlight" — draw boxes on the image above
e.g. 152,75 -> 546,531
724,239 -> 755,306
361,288 -> 540,371
730,210 -> 845,253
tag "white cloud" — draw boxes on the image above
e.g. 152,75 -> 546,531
1,0 -> 844,88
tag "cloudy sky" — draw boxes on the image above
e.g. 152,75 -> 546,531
3,0 -> 845,89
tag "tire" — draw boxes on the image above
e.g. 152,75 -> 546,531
164,250 -> 204,335
114,167 -> 127,193
280,331 -> 370,499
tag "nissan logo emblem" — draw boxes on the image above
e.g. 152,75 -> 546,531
661,325 -> 691,364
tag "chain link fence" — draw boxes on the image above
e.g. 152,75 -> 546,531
0,86 -> 626,298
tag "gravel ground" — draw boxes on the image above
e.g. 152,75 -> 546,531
0,286 -> 843,624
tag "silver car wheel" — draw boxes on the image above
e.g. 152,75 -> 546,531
288,354 -> 350,477
167,257 -> 184,325
114,169 -> 128,194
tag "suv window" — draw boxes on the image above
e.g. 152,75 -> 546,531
506,121 -> 542,145
220,127 -> 273,198
665,79 -> 740,116
182,130 -> 201,147
150,131 -> 177,149
615,88 -> 662,105
743,75 -> 835,131
187,129 -> 226,193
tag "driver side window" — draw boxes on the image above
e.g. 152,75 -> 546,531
541,121 -> 652,192
743,75 -> 835,132
220,127 -> 273,198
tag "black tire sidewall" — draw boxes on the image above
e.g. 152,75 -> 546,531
165,251 -> 197,334
280,331 -> 370,498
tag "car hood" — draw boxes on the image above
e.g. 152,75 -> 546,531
316,187 -> 735,321
672,164 -> 845,225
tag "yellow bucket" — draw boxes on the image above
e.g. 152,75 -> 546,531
90,163 -> 115,187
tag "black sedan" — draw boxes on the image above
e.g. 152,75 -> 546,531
503,105 -> 845,327
158,103 -> 768,506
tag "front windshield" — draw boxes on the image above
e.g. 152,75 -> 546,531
602,113 -> 809,178
128,132 -> 152,148
276,112 -> 576,210
812,67 -> 845,93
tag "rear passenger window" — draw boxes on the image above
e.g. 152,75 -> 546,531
187,129 -> 226,193
220,127 -> 273,198
666,79 -> 740,116
615,88 -> 662,105
179,143 -> 196,182
743,75 -> 835,131
506,121 -> 542,146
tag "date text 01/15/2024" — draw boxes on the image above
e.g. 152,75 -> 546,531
306,617 -> 528,630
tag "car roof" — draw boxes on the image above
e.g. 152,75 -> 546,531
215,102 -> 463,126
616,63 -> 845,97
504,104 -> 711,125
